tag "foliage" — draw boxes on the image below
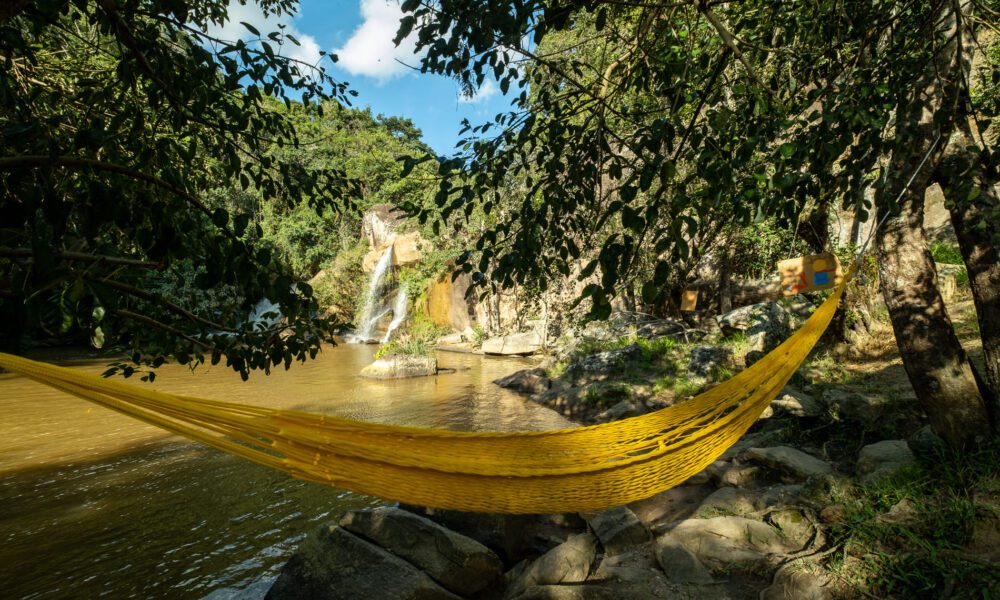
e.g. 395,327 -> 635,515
374,338 -> 431,359
310,241 -> 369,324
828,439 -> 1000,598
399,0 -> 971,319
0,0 -> 360,378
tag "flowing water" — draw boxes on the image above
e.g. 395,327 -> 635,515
0,345 -> 570,599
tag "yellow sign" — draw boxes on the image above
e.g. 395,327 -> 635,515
777,253 -> 843,296
680,288 -> 699,311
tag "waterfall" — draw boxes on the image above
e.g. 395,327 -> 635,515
350,245 -> 394,342
348,242 -> 409,344
381,287 -> 408,343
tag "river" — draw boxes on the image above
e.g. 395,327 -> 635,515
0,345 -> 570,599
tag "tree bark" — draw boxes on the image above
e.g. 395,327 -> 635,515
875,0 -> 992,448
936,121 -> 1000,425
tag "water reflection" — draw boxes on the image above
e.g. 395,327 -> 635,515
0,345 -> 569,599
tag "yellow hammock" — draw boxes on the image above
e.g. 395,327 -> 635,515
0,269 -> 851,514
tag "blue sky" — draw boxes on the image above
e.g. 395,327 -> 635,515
207,1 -> 512,155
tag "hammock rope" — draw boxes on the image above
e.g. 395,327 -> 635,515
0,266 -> 852,514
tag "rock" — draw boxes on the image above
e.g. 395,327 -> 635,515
856,440 -> 916,484
767,508 -> 815,548
582,507 -> 651,555
686,345 -> 734,377
876,498 -> 918,525
495,368 -> 552,395
744,303 -> 795,365
360,355 -> 438,379
819,505 -> 846,524
504,533 -> 598,599
760,565 -> 832,600
400,506 -> 586,566
769,386 -> 823,418
716,303 -> 762,333
594,400 -> 641,422
655,516 -> 803,570
745,447 -> 833,481
697,485 -> 802,517
361,203 -> 406,248
717,302 -> 802,365
907,425 -> 945,459
569,343 -> 642,374
425,273 -> 474,332
265,525 -> 460,600
655,540 -> 714,584
392,231 -> 428,267
361,231 -> 430,272
339,507 -> 503,596
509,584 -> 621,600
705,460 -> 762,487
482,332 -> 544,356
820,388 -> 884,424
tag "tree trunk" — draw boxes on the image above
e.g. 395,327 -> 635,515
875,0 -> 992,448
718,246 -> 733,314
936,121 -> 1000,425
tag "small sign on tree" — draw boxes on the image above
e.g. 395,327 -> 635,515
777,253 -> 843,296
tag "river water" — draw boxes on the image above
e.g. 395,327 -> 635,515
0,345 -> 570,599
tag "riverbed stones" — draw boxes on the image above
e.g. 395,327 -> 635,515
482,332 -> 544,356
494,368 -> 552,395
582,506 -> 651,555
359,355 -> 438,379
856,440 -> 916,484
504,533 -> 598,598
265,525 -> 460,600
339,507 -> 503,596
745,446 -> 832,481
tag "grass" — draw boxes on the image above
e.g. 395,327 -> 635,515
825,439 -> 1000,599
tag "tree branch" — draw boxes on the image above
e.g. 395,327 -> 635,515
0,247 -> 162,269
0,155 -> 234,238
90,277 -> 233,333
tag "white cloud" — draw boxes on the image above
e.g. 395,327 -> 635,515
334,0 -> 419,81
204,2 -> 323,73
458,80 -> 498,104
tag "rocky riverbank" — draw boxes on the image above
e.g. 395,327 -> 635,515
264,295 -> 999,599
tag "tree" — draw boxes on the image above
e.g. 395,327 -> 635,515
400,0 -> 999,445
0,0 -> 358,378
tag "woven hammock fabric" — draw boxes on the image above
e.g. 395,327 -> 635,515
0,271 -> 850,514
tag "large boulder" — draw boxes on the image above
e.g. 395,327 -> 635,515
339,507 -> 503,596
424,273 -> 474,332
655,516 -> 804,570
744,446 -> 833,481
820,388 -> 885,424
764,386 -> 824,419
360,355 -> 437,379
265,525 -> 460,600
686,345 -> 733,377
494,368 -> 552,395
581,506 -> 651,555
482,332 -> 544,356
392,231 -> 428,267
568,343 -> 642,375
504,533 -> 598,598
856,440 -> 916,484
399,506 -> 587,565
362,204 -> 407,248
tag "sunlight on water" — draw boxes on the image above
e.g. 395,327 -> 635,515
0,345 -> 569,599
